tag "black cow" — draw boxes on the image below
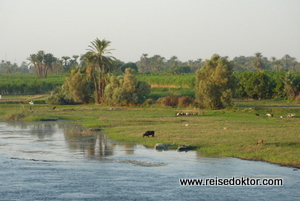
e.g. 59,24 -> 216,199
143,131 -> 155,137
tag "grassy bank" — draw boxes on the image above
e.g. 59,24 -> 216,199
0,102 -> 299,168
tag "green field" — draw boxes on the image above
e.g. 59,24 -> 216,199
0,100 -> 299,168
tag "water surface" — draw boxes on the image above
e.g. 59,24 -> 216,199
0,121 -> 299,201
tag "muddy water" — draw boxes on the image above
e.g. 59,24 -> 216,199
0,121 -> 299,201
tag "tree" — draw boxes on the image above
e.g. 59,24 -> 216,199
28,51 -> 57,78
64,69 -> 93,103
283,72 -> 300,100
104,68 -> 151,106
43,53 -> 55,78
83,38 -> 115,104
252,52 -> 265,71
195,54 -> 235,109
242,71 -> 272,100
62,56 -> 70,66
120,62 -> 138,73
175,65 -> 191,74
139,54 -> 150,72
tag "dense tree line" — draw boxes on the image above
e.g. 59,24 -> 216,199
0,60 -> 29,74
1,36 -> 300,108
3,51 -> 299,76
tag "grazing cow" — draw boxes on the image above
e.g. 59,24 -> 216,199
257,139 -> 264,145
143,131 -> 155,137
265,113 -> 273,117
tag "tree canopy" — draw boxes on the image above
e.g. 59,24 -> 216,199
195,54 -> 235,109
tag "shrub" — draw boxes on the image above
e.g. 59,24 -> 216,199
104,68 -> 151,106
178,96 -> 195,107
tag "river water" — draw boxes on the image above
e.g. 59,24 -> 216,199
0,121 -> 299,201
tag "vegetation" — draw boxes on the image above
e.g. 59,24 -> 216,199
195,55 -> 235,109
82,38 -> 115,104
0,73 -> 65,95
1,37 -> 299,169
0,101 -> 299,168
105,68 -> 151,106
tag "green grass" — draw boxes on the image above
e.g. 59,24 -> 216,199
149,87 -> 195,100
0,102 -> 299,168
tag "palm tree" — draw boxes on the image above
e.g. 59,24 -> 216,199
252,52 -> 264,71
83,38 -> 115,104
43,53 -> 55,78
28,53 -> 44,78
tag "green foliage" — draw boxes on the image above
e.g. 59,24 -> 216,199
174,65 -> 192,74
195,55 -> 235,109
283,72 -> 300,100
64,69 -> 93,103
240,71 -> 272,100
46,85 -> 76,105
104,68 -> 151,106
83,38 -> 115,104
0,73 -> 66,95
156,95 -> 195,108
235,71 -> 300,100
149,87 -> 195,100
120,62 -> 138,72
136,73 -> 195,88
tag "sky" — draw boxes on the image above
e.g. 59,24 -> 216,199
0,0 -> 299,65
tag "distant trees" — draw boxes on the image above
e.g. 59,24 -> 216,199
27,50 -> 66,78
235,71 -> 300,100
236,71 -> 271,100
195,55 -> 235,109
136,54 -> 202,74
120,62 -> 138,72
233,53 -> 300,72
252,52 -> 265,71
0,60 -> 29,74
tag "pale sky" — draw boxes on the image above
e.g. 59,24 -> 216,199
0,0 -> 299,65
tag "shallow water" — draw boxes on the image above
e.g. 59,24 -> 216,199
0,121 -> 299,201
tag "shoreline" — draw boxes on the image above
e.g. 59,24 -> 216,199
0,104 -> 299,169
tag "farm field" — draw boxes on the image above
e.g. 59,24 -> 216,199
0,98 -> 299,168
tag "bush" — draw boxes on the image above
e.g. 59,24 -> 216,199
178,96 -> 195,107
104,68 -> 151,106
156,95 -> 179,107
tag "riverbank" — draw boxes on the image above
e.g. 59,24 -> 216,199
0,103 -> 299,168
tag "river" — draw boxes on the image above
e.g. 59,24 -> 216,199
0,121 -> 299,201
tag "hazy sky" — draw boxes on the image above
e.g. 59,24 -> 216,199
1,0 -> 299,64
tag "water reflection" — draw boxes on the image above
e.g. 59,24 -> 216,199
5,121 -> 57,139
64,127 -> 114,157
3,121 -> 137,159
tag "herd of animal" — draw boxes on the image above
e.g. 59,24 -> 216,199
28,99 -> 295,149
143,112 -> 297,150
256,113 -> 296,118
175,112 -> 198,116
